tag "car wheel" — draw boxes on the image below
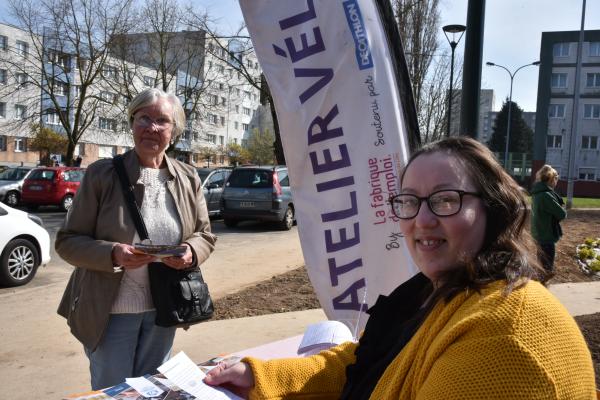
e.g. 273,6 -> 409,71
5,191 -> 19,207
278,206 -> 294,231
223,218 -> 238,228
61,194 -> 74,212
0,238 -> 40,287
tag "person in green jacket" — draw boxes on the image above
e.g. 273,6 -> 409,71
530,164 -> 566,272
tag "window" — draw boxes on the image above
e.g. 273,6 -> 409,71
547,135 -> 562,149
99,117 -> 117,131
219,135 -> 224,145
234,121 -> 239,129
0,69 -> 6,84
236,88 -> 240,96
235,105 -> 239,113
553,43 -> 569,57
244,90 -> 251,99
0,102 -> 5,118
45,111 -> 61,125
584,104 -> 600,119
242,123 -> 249,131
73,85 -> 81,98
218,65 -> 224,73
209,94 -> 218,105
221,97 -> 226,106
207,134 -> 216,143
0,135 -> 6,151
47,50 -> 70,69
243,107 -> 251,116
103,65 -> 118,79
0,35 -> 7,51
98,145 -> 116,158
100,91 -> 117,103
551,73 -> 567,88
53,80 -> 68,96
586,73 -> 600,88
16,41 -> 28,58
578,168 -> 596,181
143,76 -> 155,86
548,104 -> 565,118
16,73 -> 28,86
590,42 -> 600,57
73,143 -> 85,156
581,136 -> 598,150
277,170 -> 289,186
15,105 -> 26,119
14,137 -> 26,152
219,83 -> 224,90
233,138 -> 238,144
220,116 -> 225,126
207,114 -> 217,124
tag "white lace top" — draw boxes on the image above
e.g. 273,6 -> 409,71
111,167 -> 183,314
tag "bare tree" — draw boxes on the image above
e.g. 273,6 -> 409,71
3,0 -> 135,165
393,0 -> 459,143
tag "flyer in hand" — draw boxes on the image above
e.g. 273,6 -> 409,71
133,243 -> 187,258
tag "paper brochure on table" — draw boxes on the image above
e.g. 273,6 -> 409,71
157,351 -> 242,400
298,321 -> 356,356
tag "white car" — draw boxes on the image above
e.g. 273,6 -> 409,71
0,202 -> 51,287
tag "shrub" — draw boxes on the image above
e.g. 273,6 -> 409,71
584,238 -> 595,246
577,247 -> 595,260
589,260 -> 600,272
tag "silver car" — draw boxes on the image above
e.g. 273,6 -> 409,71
220,165 -> 295,230
0,166 -> 34,207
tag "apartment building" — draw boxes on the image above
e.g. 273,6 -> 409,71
0,23 -> 40,166
533,30 -> 600,197
0,23 -> 266,168
449,89 -> 495,141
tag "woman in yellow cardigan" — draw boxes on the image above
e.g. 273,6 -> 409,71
205,137 -> 596,399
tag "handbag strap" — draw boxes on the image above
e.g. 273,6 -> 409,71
112,154 -> 149,241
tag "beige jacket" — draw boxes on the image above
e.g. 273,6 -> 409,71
56,150 -> 216,350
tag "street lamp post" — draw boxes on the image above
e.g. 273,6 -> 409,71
486,61 -> 540,169
443,24 -> 466,137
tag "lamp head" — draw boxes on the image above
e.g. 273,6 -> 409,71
532,61 -> 541,66
442,24 -> 466,34
486,62 -> 495,66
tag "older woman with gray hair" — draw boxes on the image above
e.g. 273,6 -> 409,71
56,88 -> 216,389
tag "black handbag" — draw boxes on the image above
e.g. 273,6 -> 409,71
112,155 -> 214,327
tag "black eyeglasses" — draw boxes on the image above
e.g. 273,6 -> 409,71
389,190 -> 480,219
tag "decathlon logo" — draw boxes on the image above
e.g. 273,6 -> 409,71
343,0 -> 373,70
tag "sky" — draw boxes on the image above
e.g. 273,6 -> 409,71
2,0 -> 599,112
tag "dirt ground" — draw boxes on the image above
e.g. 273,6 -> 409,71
213,209 -> 600,384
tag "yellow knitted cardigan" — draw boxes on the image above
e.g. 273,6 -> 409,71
244,280 -> 596,399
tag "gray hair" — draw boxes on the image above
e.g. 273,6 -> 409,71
127,88 -> 186,139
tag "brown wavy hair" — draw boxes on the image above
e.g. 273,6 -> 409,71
400,137 -> 545,302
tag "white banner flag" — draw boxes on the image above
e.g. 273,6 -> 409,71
240,0 -> 420,330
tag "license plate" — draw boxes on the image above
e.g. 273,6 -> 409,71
239,201 -> 255,208
29,185 -> 43,191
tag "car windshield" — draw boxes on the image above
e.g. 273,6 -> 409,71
228,170 -> 272,188
0,168 -> 28,181
197,170 -> 211,182
28,170 -> 56,180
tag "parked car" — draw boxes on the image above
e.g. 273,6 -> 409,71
197,167 -> 232,217
220,165 -> 295,230
0,166 -> 33,207
0,202 -> 51,287
21,167 -> 85,211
